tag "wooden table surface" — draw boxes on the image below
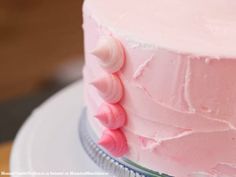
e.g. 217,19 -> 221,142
0,0 -> 84,102
0,142 -> 12,177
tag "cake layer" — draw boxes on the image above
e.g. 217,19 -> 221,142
84,67 -> 236,177
84,0 -> 236,57
83,1 -> 236,177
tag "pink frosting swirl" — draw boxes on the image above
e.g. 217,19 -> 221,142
98,129 -> 128,157
91,74 -> 123,103
95,103 -> 127,129
91,36 -> 125,73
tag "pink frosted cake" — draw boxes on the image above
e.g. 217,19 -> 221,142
82,0 -> 236,176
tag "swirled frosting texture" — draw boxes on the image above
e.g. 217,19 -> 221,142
91,74 -> 123,104
92,36 -> 125,73
83,1 -> 236,177
98,129 -> 128,157
95,103 -> 127,130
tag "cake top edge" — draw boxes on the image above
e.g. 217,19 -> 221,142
84,0 -> 236,58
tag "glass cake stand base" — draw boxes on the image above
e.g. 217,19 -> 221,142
79,108 -> 172,177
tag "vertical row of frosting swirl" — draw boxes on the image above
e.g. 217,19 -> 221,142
91,36 -> 128,157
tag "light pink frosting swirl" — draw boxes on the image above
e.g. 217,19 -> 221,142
91,74 -> 123,103
92,36 -> 125,73
95,103 -> 127,129
98,129 -> 128,157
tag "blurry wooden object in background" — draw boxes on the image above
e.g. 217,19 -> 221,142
0,142 -> 12,176
0,0 -> 84,101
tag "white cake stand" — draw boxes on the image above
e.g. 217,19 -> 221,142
10,81 -> 108,177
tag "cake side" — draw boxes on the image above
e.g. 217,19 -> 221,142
82,1 -> 236,177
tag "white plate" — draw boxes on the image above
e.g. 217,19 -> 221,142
10,81 -> 108,177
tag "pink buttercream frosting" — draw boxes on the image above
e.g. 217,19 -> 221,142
91,36 -> 125,73
82,1 -> 236,177
98,129 -> 128,157
95,103 -> 127,130
90,74 -> 123,104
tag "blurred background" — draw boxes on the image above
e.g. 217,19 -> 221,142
0,0 -> 84,175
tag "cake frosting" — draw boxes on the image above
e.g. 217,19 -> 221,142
82,0 -> 236,177
98,129 -> 128,157
91,74 -> 123,104
91,36 -> 125,73
95,103 -> 127,130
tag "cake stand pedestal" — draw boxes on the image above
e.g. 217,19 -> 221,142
10,81 -> 107,177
